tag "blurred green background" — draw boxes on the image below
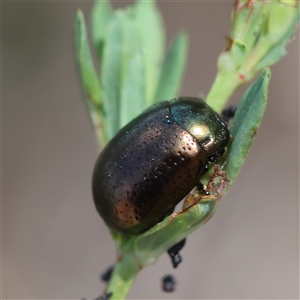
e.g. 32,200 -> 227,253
3,1 -> 299,299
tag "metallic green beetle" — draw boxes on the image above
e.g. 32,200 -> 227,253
92,97 -> 230,234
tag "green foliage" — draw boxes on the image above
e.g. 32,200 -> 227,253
206,0 -> 299,112
74,1 -> 299,299
224,68 -> 270,185
220,0 -> 300,76
74,10 -> 105,145
91,0 -> 113,60
131,0 -> 165,106
154,33 -> 189,102
101,10 -> 147,139
75,0 -> 188,144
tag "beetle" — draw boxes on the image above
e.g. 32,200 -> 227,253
92,97 -> 230,235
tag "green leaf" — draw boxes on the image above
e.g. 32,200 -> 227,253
231,1 -> 265,43
119,10 -> 146,128
101,12 -> 123,140
223,68 -> 270,186
74,10 -> 106,146
131,0 -> 165,106
101,11 -> 146,139
254,4 -> 300,71
154,33 -> 188,102
74,10 -> 102,106
91,0 -> 113,60
133,199 -> 219,266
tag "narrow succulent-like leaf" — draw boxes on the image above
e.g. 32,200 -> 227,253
131,0 -> 165,106
75,10 -> 102,106
254,5 -> 300,71
101,12 -> 123,140
74,10 -> 105,146
91,0 -> 113,60
231,1 -> 265,44
154,33 -> 188,102
134,199 -> 218,266
101,11 -> 146,139
223,68 -> 270,186
119,11 -> 146,128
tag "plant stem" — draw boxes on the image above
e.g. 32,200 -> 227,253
106,253 -> 140,300
205,70 -> 244,113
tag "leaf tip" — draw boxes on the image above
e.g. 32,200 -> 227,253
261,67 -> 272,82
76,9 -> 84,19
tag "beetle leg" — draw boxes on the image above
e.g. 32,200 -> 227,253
86,291 -> 113,300
194,161 -> 211,195
100,265 -> 114,283
95,292 -> 113,300
214,153 -> 221,165
202,161 -> 210,175
167,238 -> 186,268
196,181 -> 210,195
222,105 -> 237,123
219,147 -> 227,156
208,153 -> 221,165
